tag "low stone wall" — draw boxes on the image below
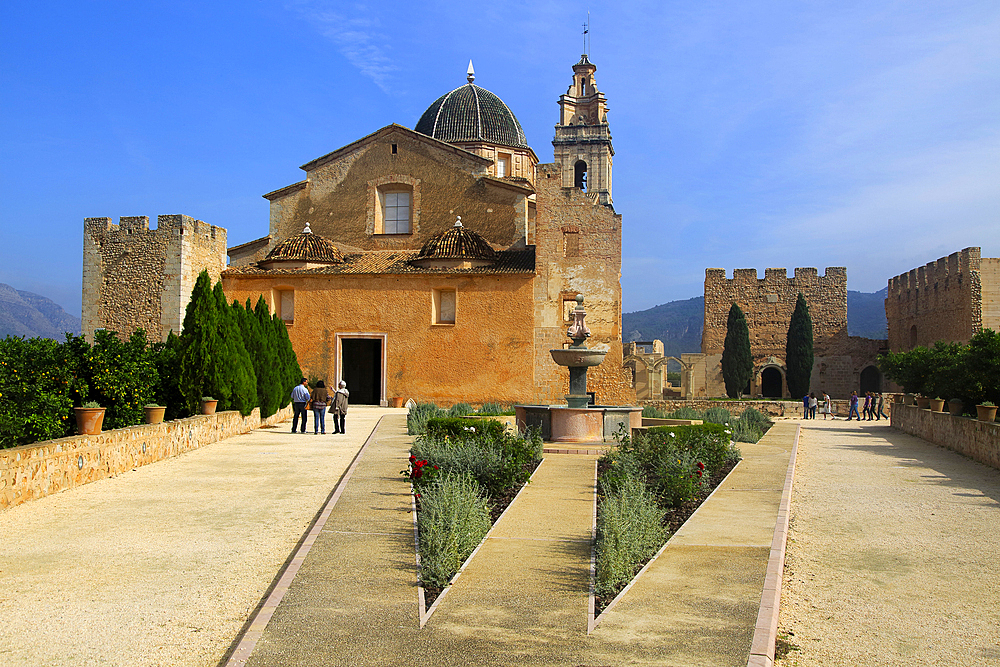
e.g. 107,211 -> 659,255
0,405 -> 294,510
891,403 -> 1000,469
640,399 -> 801,418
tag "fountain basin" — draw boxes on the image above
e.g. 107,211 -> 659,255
515,404 -> 642,444
549,348 -> 607,367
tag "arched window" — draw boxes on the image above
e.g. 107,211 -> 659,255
574,160 -> 588,191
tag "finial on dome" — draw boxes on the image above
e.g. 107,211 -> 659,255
302,222 -> 312,234
467,60 -> 475,83
454,215 -> 463,227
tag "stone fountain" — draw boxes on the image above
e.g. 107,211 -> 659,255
516,295 -> 641,444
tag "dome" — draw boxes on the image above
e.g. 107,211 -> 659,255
415,83 -> 529,150
261,225 -> 343,267
412,217 -> 497,268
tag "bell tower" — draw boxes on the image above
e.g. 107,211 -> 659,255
553,54 -> 614,207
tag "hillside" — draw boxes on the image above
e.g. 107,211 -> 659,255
0,284 -> 81,340
623,289 -> 888,355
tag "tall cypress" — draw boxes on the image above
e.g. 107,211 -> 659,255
243,296 -> 282,418
786,292 -> 814,398
214,283 -> 257,416
722,303 -> 753,398
270,309 -> 301,408
177,271 -> 223,414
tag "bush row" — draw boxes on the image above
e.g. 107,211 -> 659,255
640,405 -> 773,443
406,401 -> 513,435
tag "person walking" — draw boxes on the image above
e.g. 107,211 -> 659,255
290,377 -> 310,433
848,391 -> 860,420
863,392 -> 873,421
331,380 -> 349,434
822,391 -> 834,419
310,380 -> 329,434
809,392 -> 818,419
876,392 -> 888,420
803,394 -> 811,419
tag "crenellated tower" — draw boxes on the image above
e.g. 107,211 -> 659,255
552,54 -> 614,207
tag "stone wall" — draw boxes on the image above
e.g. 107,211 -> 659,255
82,214 -> 227,342
641,399 -> 800,418
885,247 -> 985,351
0,405 -> 292,511
891,403 -> 1000,470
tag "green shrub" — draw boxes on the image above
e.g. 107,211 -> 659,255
425,417 -> 505,441
478,402 -> 513,416
732,419 -> 763,444
644,423 -> 738,479
447,402 -> 474,417
642,405 -> 668,418
665,406 -> 702,420
738,407 -> 773,431
407,402 -> 446,435
651,448 -> 708,507
594,474 -> 666,598
83,329 -> 159,430
417,472 -> 492,589
702,406 -> 732,425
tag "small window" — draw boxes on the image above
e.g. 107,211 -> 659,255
563,299 -> 578,321
433,288 -> 456,325
379,189 -> 411,234
276,289 -> 294,323
497,153 -> 511,178
564,231 -> 580,257
391,143 -> 398,154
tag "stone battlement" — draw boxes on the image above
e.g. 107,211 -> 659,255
887,247 -> 980,293
84,214 -> 225,239
706,267 -> 846,283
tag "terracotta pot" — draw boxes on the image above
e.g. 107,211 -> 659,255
915,397 -> 931,409
947,400 -> 964,417
391,397 -> 404,408
976,405 -> 997,422
144,406 -> 166,424
74,407 -> 106,435
903,393 -> 915,406
928,399 -> 946,412
200,400 -> 218,415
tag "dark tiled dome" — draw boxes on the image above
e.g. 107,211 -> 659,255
415,219 -> 497,262
415,83 -> 528,149
263,229 -> 343,264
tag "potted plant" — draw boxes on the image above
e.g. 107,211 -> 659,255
915,396 -> 931,409
74,400 -> 106,435
903,393 -> 915,406
144,404 -> 167,424
947,398 -> 964,416
928,397 -> 946,412
200,396 -> 218,415
976,402 -> 997,422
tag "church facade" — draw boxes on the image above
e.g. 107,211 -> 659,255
84,57 -> 634,407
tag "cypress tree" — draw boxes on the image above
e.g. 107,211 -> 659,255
242,297 -> 282,418
786,292 -> 814,398
178,271 -> 224,414
269,309 -> 301,408
214,283 -> 257,416
722,303 -> 753,398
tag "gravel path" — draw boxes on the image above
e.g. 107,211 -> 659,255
0,407 -> 401,667
775,419 -> 1000,666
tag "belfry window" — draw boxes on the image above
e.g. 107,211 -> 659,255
574,160 -> 587,190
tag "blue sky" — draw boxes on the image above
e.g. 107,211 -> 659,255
2,1 -> 997,316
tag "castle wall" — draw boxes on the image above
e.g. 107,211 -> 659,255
531,163 -> 634,406
82,215 -> 226,343
980,258 -> 1000,333
885,247 -> 982,351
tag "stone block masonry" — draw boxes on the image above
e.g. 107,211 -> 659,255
0,405 -> 292,511
891,403 -> 1000,470
82,214 -> 227,342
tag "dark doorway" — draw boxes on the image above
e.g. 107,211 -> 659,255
341,338 -> 382,405
761,367 -> 783,398
860,365 -> 882,394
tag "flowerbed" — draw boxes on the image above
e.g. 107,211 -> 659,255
595,422 -> 746,612
404,416 -> 542,603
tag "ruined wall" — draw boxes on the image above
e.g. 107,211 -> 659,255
702,267 -> 848,358
885,247 -> 983,351
222,271 -> 537,406
265,127 -> 527,255
83,215 -> 226,342
528,162 -> 633,406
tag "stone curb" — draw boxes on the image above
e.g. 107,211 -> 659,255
746,423 -> 800,667
222,415 -> 385,667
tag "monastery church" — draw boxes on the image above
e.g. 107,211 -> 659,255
82,56 -> 635,407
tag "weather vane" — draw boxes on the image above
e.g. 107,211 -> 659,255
582,13 -> 590,55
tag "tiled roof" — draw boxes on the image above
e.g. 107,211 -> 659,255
263,232 -> 343,264
415,84 -> 529,149
224,248 -> 536,277
415,223 -> 497,261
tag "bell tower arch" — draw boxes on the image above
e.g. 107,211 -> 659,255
553,54 -> 614,207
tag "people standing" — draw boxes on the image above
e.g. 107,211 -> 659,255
290,377 -> 310,433
803,394 -> 811,419
809,392 -> 818,419
848,391 -> 860,420
310,380 -> 329,434
331,380 -> 349,434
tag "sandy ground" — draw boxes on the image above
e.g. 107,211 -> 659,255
0,407 -> 403,667
775,419 -> 1000,667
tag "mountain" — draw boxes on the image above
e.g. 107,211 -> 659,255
623,289 -> 888,355
0,284 -> 81,340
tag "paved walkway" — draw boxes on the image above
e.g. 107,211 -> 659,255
0,406 -> 401,667
776,419 -> 1000,666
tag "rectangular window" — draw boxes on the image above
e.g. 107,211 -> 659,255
382,191 -> 411,234
564,231 -> 580,257
277,289 -> 294,323
433,288 -> 456,325
497,153 -> 511,177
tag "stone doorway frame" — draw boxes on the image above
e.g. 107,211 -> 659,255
334,332 -> 388,407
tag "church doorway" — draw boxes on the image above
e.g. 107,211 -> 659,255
340,337 -> 384,405
860,365 -> 882,395
761,367 -> 783,398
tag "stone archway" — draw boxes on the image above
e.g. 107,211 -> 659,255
761,366 -> 784,398
860,365 -> 882,394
